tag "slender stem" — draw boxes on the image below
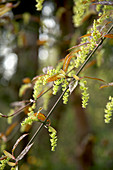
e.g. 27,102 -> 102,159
1,102 -> 31,118
1,86 -> 52,118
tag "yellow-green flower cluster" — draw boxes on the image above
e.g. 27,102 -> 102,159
75,19 -> 102,68
79,80 -> 89,108
53,79 -> 64,95
35,0 -> 45,11
0,142 -> 6,152
28,102 -> 36,116
62,88 -> 70,104
21,114 -> 38,126
21,102 -> 37,126
11,167 -> 18,170
96,0 -> 113,14
0,157 -> 10,170
96,49 -> 105,67
56,60 -> 64,71
73,0 -> 91,27
43,88 -> 52,110
62,79 -> 70,104
33,77 -> 43,100
104,96 -> 113,123
91,20 -> 101,44
19,84 -> 32,97
48,126 -> 57,151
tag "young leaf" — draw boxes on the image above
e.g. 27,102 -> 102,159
67,42 -> 90,51
22,77 -> 31,84
16,143 -> 33,162
46,74 -> 60,82
12,134 -> 28,155
80,76 -> 105,82
37,40 -> 47,46
3,150 -> 15,160
63,50 -> 80,72
0,3 -> 12,17
47,70 -> 66,83
5,122 -> 18,136
34,112 -> 51,125
7,161 -> 17,167
100,82 -> 113,89
104,34 -> 113,39
0,133 -> 7,142
73,75 -> 80,81
63,53 -> 71,71
80,33 -> 91,38
63,55 -> 74,72
100,84 -> 109,89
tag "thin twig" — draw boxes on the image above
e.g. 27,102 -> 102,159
1,86 -> 53,118
1,102 -> 32,118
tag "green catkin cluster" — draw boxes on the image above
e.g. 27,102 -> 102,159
21,68 -> 61,126
0,157 -> 10,170
48,126 -> 57,151
35,0 -> 45,11
21,103 -> 37,126
96,49 -> 105,67
73,0 -> 91,27
75,19 -> 102,68
72,0 -> 113,69
33,77 -> 43,100
0,142 -> 6,152
62,79 -> 70,104
56,61 -> 64,71
63,88 -> 70,104
53,79 -> 63,95
43,89 -> 52,110
11,167 -> 17,170
96,0 -> 113,14
19,84 -> 32,97
104,96 -> 113,123
79,80 -> 89,108
21,114 -> 38,126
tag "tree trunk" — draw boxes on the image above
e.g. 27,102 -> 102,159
72,93 -> 94,170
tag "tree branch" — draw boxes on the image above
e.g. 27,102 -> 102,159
24,24 -> 113,149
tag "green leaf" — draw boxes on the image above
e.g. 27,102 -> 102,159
3,150 -> 15,160
12,134 -> 28,155
7,161 -> 17,167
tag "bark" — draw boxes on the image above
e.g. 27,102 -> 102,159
72,92 -> 94,170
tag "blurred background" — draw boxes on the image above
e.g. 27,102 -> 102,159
0,0 -> 113,169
